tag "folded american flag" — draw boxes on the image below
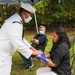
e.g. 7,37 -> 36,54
34,53 -> 49,64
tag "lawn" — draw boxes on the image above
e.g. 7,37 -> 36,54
11,31 -> 75,75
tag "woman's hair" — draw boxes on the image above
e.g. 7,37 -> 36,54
53,27 -> 71,49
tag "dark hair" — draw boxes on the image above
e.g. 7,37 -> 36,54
52,27 -> 71,49
19,8 -> 30,14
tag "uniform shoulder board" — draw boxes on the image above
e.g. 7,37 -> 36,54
12,21 -> 22,24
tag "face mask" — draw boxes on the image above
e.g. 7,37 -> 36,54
24,13 -> 32,23
39,31 -> 44,34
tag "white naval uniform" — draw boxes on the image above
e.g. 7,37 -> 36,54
0,13 -> 33,75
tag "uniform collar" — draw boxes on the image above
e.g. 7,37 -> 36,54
16,13 -> 24,25
16,13 -> 22,21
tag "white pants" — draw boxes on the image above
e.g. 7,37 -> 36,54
0,57 -> 12,75
36,67 -> 57,75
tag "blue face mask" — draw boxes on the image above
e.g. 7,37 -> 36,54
39,31 -> 44,34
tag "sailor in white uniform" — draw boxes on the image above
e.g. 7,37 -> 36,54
0,2 -> 42,75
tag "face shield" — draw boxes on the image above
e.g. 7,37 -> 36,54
24,12 -> 32,23
34,12 -> 38,33
21,2 -> 38,33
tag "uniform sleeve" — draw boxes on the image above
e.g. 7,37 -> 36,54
50,45 -> 68,65
6,22 -> 32,58
22,38 -> 31,48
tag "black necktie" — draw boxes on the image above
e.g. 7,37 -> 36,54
22,28 -> 24,39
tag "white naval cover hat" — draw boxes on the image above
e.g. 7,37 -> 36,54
21,1 -> 36,13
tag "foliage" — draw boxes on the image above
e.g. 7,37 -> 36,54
0,0 -> 75,29
34,0 -> 75,28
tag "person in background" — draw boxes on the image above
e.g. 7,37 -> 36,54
0,2 -> 42,75
19,25 -> 48,70
31,25 -> 48,52
36,27 -> 71,75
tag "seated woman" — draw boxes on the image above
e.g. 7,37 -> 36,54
36,27 -> 71,75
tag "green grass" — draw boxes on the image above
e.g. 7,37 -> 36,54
11,32 -> 75,75
70,43 -> 75,74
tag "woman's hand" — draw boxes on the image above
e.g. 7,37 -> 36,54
46,53 -> 50,58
